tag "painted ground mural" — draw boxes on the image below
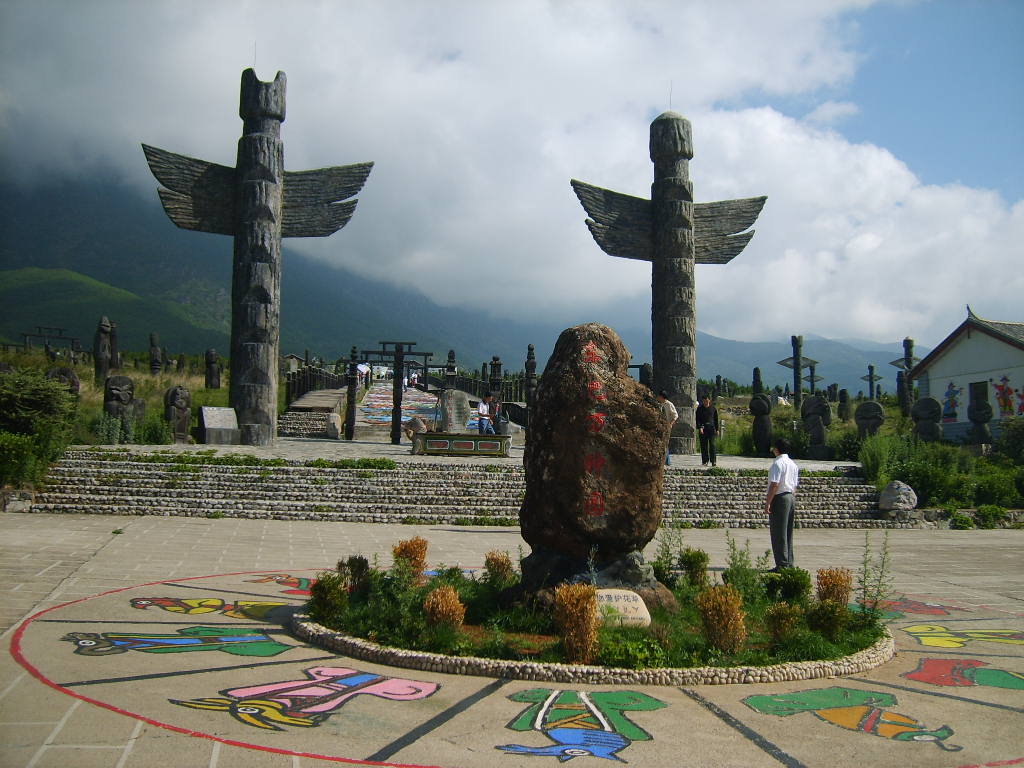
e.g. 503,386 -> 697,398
9,571 -> 1024,767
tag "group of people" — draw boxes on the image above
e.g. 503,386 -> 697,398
659,390 -> 799,572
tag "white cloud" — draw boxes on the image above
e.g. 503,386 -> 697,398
804,100 -> 860,125
1,0 -> 1020,348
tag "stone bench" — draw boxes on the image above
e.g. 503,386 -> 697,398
411,432 -> 512,457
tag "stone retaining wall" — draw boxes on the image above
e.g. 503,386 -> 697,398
292,614 -> 896,685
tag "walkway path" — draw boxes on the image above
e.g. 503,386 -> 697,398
1,440 -> 1022,767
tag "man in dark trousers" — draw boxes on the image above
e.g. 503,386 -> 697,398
764,438 -> 800,570
695,394 -> 720,466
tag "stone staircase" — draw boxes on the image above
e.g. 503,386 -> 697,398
25,449 -> 900,528
276,411 -> 331,438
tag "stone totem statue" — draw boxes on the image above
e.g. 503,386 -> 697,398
749,392 -> 774,456
572,113 -> 766,455
967,390 -> 993,445
752,367 -> 764,395
801,394 -> 833,460
518,323 -> 675,613
149,333 -> 162,375
163,385 -> 192,444
854,400 -> 885,438
204,349 -> 221,389
45,366 -> 80,397
176,354 -> 186,373
837,389 -> 851,421
103,375 -> 145,440
144,68 -> 373,445
93,316 -> 113,387
911,396 -> 943,442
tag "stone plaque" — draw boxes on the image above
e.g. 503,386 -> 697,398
596,589 -> 651,627
200,407 -> 240,445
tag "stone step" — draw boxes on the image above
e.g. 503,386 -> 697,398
29,449 -> 893,528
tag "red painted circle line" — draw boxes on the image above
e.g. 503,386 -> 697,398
9,569 -> 445,768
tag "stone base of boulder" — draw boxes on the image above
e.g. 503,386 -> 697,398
514,546 -> 679,614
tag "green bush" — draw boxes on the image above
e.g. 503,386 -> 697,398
949,512 -> 975,530
0,368 -> 76,485
806,600 -> 849,642
596,627 -> 668,669
829,428 -> 862,462
974,505 -> 1007,529
677,547 -> 710,588
763,567 -> 812,604
0,431 -> 39,486
993,417 -> 1024,464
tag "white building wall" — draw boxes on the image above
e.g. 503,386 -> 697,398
920,330 -> 1024,430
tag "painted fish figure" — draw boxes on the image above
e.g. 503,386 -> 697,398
61,626 -> 292,657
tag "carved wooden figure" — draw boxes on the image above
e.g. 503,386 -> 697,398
143,69 -> 372,445
572,112 -> 765,454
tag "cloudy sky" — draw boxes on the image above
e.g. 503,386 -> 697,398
2,0 -> 1021,348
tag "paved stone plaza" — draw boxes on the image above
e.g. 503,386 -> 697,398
1,441 -> 1022,767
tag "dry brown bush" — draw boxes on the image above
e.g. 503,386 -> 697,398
483,550 -> 515,586
392,536 -> 428,579
423,584 -> 466,628
764,601 -> 804,645
553,582 -> 598,664
816,567 -> 854,606
695,584 -> 747,654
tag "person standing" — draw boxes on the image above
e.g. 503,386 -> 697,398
477,394 -> 495,435
657,390 -> 678,466
695,394 -> 720,466
764,438 -> 799,570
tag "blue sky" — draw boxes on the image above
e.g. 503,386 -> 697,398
1,0 -> 1021,348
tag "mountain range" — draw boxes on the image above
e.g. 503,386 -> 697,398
0,176 -> 926,394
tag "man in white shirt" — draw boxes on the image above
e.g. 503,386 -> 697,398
477,394 -> 495,435
764,437 -> 799,570
657,390 -> 678,466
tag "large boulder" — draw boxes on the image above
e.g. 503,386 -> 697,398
879,480 -> 918,511
518,324 -> 675,611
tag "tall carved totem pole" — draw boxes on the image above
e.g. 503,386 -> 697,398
143,69 -> 372,445
573,112 -> 765,454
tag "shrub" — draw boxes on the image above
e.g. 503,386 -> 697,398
0,368 -> 75,484
423,584 -> 466,628
554,583 -> 598,664
949,512 -> 975,530
993,416 -> 1024,464
596,627 -> 668,669
855,530 -> 894,622
308,569 -> 350,625
695,584 -> 747,654
0,431 -> 39,486
816,567 -> 854,606
974,505 -> 1008,529
483,550 -> 517,589
829,428 -> 862,462
764,602 -> 804,646
763,567 -> 812,604
806,600 -> 848,642
678,547 -> 710,588
721,531 -> 768,605
393,536 -> 428,579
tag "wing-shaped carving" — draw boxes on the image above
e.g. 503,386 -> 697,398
142,144 -> 235,235
694,197 -> 766,264
570,179 -> 653,261
282,162 -> 374,238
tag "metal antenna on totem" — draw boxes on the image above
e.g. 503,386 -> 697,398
142,69 -> 373,445
572,113 -> 766,454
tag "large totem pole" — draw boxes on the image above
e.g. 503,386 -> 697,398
572,112 -> 765,454
143,69 -> 372,445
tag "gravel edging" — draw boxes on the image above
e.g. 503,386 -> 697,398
291,614 -> 895,685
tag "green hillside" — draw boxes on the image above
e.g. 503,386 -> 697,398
0,268 -> 228,352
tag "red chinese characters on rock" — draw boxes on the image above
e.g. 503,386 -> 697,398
580,340 -> 612,520
583,453 -> 606,478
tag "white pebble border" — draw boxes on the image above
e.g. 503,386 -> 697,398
292,614 -> 895,686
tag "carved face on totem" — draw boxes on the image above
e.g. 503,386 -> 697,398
104,376 -> 135,411
166,385 -> 191,411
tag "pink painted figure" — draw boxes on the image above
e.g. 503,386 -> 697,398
992,375 -> 1016,418
173,666 -> 439,730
